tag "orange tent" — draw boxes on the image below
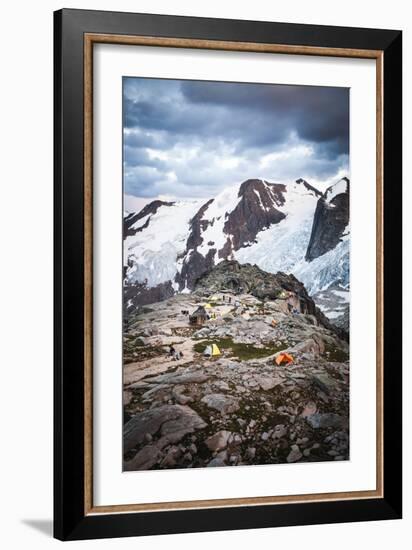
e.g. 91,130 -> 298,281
271,319 -> 278,327
275,352 -> 294,366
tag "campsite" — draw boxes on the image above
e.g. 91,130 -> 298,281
123,262 -> 350,471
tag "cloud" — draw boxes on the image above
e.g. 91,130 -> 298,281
123,77 -> 349,201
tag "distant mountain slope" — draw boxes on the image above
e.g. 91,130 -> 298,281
123,176 -> 350,316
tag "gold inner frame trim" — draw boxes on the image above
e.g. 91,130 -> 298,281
83,32 -> 384,516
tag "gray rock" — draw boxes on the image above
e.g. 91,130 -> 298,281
300,401 -> 318,417
160,446 -> 182,467
124,445 -> 161,470
286,445 -> 302,463
205,430 -> 232,452
306,413 -> 344,429
255,375 -> 283,391
311,373 -> 337,395
123,404 -> 207,453
246,447 -> 256,460
201,393 -> 239,414
146,371 -> 209,385
207,457 -> 226,467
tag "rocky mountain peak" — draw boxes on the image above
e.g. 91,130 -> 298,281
305,177 -> 350,262
295,178 -> 323,198
223,179 -> 286,252
124,199 -> 174,237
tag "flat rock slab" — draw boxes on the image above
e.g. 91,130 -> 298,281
124,404 -> 207,453
144,371 -> 209,385
254,375 -> 283,391
201,393 -> 240,415
311,373 -> 338,394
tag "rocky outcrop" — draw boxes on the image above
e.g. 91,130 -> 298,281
223,179 -> 286,251
175,248 -> 216,291
194,260 -> 348,340
123,280 -> 174,314
185,198 -> 214,250
306,177 -> 349,261
295,178 -> 323,198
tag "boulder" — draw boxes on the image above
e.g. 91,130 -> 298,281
201,393 -> 240,414
123,404 -> 207,453
205,430 -> 232,452
255,375 -> 283,391
286,445 -> 303,463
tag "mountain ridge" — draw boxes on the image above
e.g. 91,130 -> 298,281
123,176 -> 350,319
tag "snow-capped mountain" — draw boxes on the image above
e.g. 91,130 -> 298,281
124,177 -> 350,316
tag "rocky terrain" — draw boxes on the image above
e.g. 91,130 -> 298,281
123,262 -> 349,471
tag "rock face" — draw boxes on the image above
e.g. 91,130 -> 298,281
175,179 -> 287,292
222,179 -> 286,251
124,280 -> 174,315
334,305 -> 350,333
306,178 -> 350,261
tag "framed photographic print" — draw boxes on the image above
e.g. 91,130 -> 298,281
54,8 -> 402,541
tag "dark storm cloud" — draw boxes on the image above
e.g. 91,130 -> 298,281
123,77 -> 349,199
181,81 -> 349,154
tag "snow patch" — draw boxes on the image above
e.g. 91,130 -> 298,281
325,178 -> 348,204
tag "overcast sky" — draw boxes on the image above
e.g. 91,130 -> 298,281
123,77 -> 349,210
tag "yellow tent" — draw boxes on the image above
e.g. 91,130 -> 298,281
210,295 -> 219,302
204,303 -> 213,309
211,343 -> 221,356
203,343 -> 221,356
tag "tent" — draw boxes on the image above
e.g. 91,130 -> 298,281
271,319 -> 278,327
275,352 -> 294,366
204,303 -> 213,309
203,343 -> 221,357
210,295 -> 219,302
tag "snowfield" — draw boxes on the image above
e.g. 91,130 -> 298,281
124,200 -> 202,286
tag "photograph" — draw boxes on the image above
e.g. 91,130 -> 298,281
122,77 -> 350,471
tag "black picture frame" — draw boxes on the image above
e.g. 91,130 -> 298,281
54,8 -> 402,541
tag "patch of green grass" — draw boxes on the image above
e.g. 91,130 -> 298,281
193,337 -> 288,361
